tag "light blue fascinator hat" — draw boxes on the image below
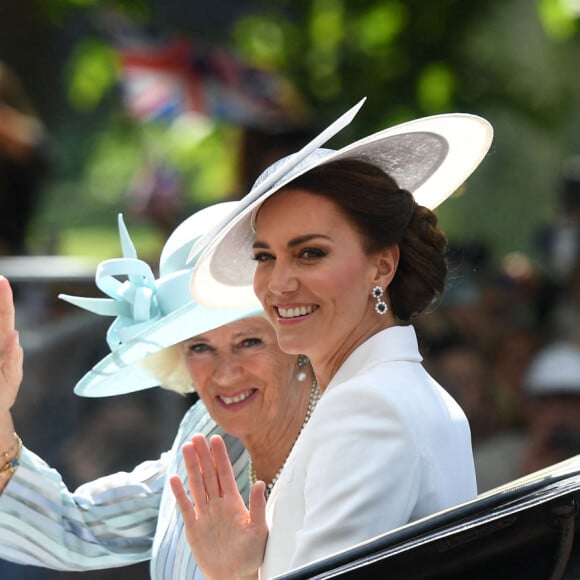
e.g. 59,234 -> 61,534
187,98 -> 494,309
59,201 -> 263,397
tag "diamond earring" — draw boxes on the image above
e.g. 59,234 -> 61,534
371,285 -> 388,315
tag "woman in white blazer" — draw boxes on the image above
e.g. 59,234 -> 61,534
171,101 -> 494,579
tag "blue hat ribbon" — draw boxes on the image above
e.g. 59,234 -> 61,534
59,215 -> 165,350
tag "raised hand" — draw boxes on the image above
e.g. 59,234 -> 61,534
170,434 -> 268,580
0,276 -> 23,414
0,276 -> 24,492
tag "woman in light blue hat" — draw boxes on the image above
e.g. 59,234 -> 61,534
0,202 -> 319,578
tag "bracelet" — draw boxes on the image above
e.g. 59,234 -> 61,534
1,433 -> 22,476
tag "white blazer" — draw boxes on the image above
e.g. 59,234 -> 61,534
260,325 -> 476,579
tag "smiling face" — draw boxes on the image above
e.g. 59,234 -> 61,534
252,189 -> 398,384
180,316 -> 300,446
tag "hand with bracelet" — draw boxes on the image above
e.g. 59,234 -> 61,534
0,275 -> 24,493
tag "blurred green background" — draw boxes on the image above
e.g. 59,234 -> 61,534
1,0 -> 580,266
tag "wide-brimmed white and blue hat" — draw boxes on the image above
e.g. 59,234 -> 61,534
187,98 -> 494,310
60,202 -> 262,397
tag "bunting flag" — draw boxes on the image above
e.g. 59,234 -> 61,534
119,39 -> 196,122
101,13 -> 310,128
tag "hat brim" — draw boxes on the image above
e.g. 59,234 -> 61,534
189,112 -> 494,309
74,302 -> 263,397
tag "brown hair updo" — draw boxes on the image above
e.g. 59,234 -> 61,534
280,158 -> 447,322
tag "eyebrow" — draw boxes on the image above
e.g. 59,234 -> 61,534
188,328 -> 264,343
232,330 -> 261,339
253,233 -> 332,250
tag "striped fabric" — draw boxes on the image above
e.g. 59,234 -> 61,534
0,401 -> 250,578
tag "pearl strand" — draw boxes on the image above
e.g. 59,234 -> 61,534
249,376 -> 321,499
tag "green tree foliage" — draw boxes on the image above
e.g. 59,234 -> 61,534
21,0 -> 580,260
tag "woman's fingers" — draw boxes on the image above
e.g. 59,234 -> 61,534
169,474 -> 195,521
183,434 -> 261,508
180,440 -> 211,509
169,473 -> 203,550
179,434 -> 228,508
191,433 -> 223,500
249,480 -> 267,530
2,331 -> 23,385
210,434 -> 241,497
0,277 -> 23,409
0,276 -> 16,335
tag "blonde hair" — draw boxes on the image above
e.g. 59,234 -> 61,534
141,344 -> 194,395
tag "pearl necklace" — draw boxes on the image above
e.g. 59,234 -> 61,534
249,376 -> 321,499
